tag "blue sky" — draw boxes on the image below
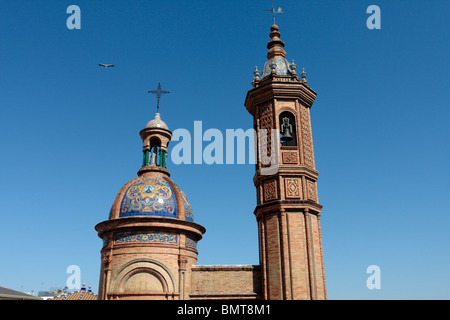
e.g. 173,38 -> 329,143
0,0 -> 449,299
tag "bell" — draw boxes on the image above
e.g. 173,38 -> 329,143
280,126 -> 293,142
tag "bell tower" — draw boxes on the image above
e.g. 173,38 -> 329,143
244,23 -> 326,300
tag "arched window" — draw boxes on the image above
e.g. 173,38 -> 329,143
279,111 -> 297,147
149,137 -> 162,166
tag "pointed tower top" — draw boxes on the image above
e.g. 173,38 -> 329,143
267,24 -> 286,60
259,23 -> 296,79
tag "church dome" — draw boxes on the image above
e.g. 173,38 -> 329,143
145,113 -> 169,130
108,174 -> 194,222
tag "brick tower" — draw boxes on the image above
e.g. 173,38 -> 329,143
244,24 -> 326,300
95,97 -> 205,300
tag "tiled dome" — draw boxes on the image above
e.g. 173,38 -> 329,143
180,190 -> 194,221
261,58 -> 293,78
119,176 -> 176,218
109,175 -> 194,222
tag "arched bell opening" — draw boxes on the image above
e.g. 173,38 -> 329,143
143,137 -> 164,167
149,137 -> 162,166
279,111 -> 297,147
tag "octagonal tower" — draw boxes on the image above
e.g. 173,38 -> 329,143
245,24 -> 326,300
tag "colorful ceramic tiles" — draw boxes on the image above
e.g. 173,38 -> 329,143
185,237 -> 197,249
115,232 -> 178,245
119,176 -> 177,218
262,58 -> 292,78
181,190 -> 194,222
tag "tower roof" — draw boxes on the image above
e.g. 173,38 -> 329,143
260,24 -> 296,79
146,112 -> 169,130
267,24 -> 286,60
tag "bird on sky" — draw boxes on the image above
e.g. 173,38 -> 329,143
99,64 -> 114,68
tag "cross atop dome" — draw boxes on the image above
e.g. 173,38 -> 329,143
148,83 -> 170,114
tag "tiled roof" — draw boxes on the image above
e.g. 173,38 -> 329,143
49,289 -> 97,300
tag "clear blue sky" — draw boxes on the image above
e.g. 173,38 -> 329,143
0,0 -> 449,299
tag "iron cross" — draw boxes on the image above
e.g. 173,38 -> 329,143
148,83 -> 170,113
265,0 -> 283,25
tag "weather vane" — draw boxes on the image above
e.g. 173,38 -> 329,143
148,83 -> 170,113
265,0 -> 283,25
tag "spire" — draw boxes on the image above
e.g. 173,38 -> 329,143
264,1 -> 285,60
251,4 -> 305,85
256,23 -> 295,80
267,24 -> 286,60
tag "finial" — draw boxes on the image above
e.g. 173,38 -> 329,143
252,66 -> 261,87
289,60 -> 297,77
300,68 -> 308,81
148,83 -> 170,114
270,60 -> 277,75
266,15 -> 286,60
253,66 -> 260,79
290,60 -> 297,71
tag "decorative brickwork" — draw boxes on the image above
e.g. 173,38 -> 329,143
263,179 -> 278,202
300,106 -> 315,168
307,180 -> 317,202
282,151 -> 298,164
285,178 -> 302,198
259,103 -> 274,167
